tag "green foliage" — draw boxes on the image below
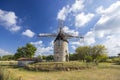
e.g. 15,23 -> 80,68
1,55 -> 14,61
37,55 -> 43,60
0,56 -> 2,60
46,55 -> 54,61
99,54 -> 108,62
14,43 -> 36,59
106,59 -> 113,63
75,45 -> 108,63
85,55 -> 93,62
91,45 -> 107,60
69,53 -> 77,60
36,55 -> 47,60
75,46 -> 91,60
112,58 -> 120,63
42,55 -> 47,60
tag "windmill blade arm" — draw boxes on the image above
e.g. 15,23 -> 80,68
66,36 -> 84,39
64,33 -> 84,39
38,33 -> 57,37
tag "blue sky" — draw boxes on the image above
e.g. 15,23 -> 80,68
0,0 -> 120,56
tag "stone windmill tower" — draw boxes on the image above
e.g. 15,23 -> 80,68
38,21 -> 83,62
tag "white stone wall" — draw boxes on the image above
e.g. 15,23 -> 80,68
18,61 -> 35,67
54,40 -> 69,62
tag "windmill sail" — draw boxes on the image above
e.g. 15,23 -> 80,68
38,33 -> 57,37
38,20 -> 84,62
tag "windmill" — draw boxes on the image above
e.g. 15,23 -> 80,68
38,20 -> 83,62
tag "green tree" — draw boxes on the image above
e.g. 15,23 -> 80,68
91,45 -> 107,60
1,55 -> 14,61
98,53 -> 108,62
69,53 -> 77,61
75,46 -> 91,61
14,43 -> 36,59
75,45 -> 108,63
85,55 -> 93,62
46,55 -> 53,61
37,55 -> 43,60
42,55 -> 47,60
0,56 -> 2,60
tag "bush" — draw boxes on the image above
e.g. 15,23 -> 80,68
112,58 -> 120,65
46,55 -> 53,61
106,59 -> 113,63
85,55 -> 93,62
112,58 -> 120,63
99,54 -> 108,62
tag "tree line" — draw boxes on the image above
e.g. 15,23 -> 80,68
0,43 -> 119,64
0,43 -> 36,60
0,43 -> 54,61
70,45 -> 108,64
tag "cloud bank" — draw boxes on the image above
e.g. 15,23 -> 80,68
0,9 -> 21,32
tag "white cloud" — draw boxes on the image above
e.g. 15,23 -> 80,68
84,31 -> 95,45
31,40 -> 53,56
102,35 -> 120,56
95,1 -> 120,38
70,30 -> 95,51
0,9 -> 21,32
70,0 -> 84,13
31,41 -> 43,47
57,0 -> 84,21
96,1 -> 120,15
36,47 -> 53,56
92,1 -> 120,56
63,26 -> 79,36
57,5 -> 70,21
22,29 -> 35,38
71,41 -> 80,46
57,0 -> 95,28
71,45 -> 77,50
0,48 -> 12,56
50,40 -> 54,46
75,12 -> 94,27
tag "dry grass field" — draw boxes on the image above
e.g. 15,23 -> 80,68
8,67 -> 120,80
2,62 -> 119,80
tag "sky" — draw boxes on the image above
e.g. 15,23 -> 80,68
0,0 -> 120,56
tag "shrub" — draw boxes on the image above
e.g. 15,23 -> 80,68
111,57 -> 120,65
112,58 -> 120,63
106,59 -> 113,63
85,55 -> 93,62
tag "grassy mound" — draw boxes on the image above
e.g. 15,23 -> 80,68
25,61 -> 95,71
